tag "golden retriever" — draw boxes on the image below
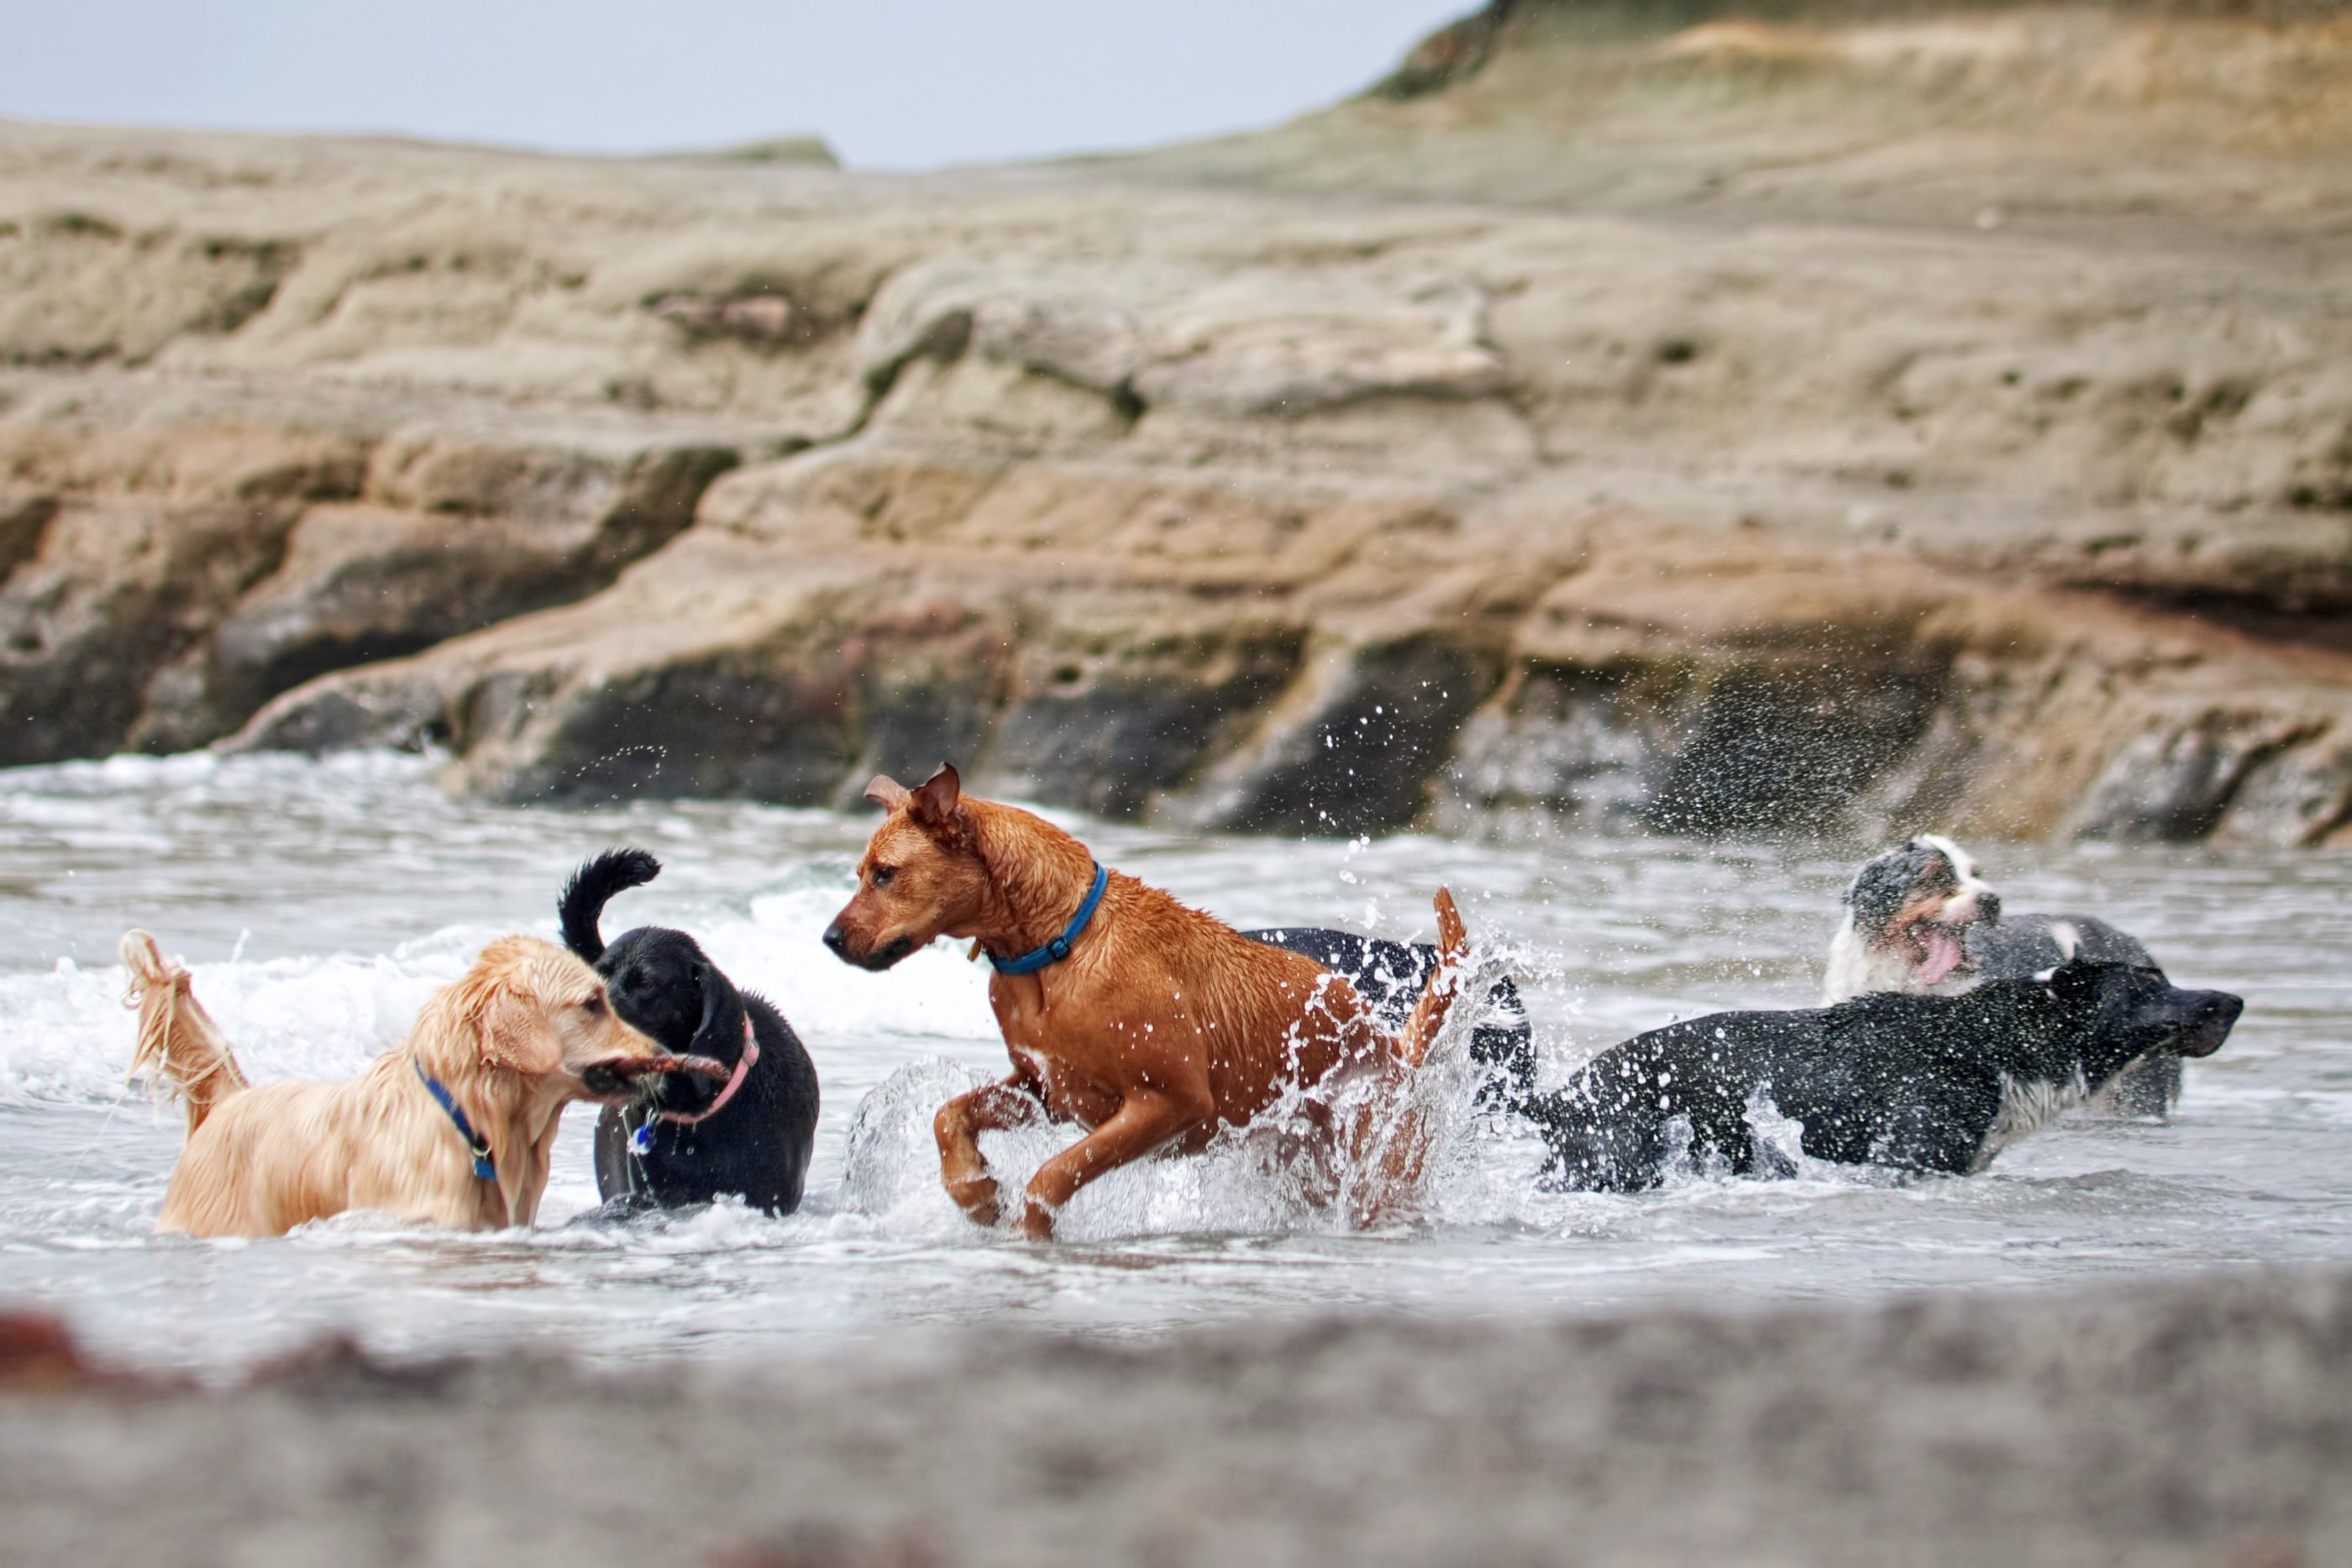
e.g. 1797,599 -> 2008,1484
119,930 -> 724,1237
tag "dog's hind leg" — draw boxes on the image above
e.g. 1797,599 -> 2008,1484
934,1077 -> 1049,1228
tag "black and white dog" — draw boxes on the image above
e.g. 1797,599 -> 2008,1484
1824,834 -> 2190,1115
1246,927 -> 1536,1114
560,849 -> 821,1215
1526,961 -> 2242,1192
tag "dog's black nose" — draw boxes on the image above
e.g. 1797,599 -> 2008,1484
2197,990 -> 2245,1033
1977,893 -> 2002,925
822,923 -> 849,958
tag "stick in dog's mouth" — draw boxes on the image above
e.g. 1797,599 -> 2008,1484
581,1053 -> 732,1099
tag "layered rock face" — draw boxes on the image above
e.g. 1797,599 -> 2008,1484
2,3 -> 2348,845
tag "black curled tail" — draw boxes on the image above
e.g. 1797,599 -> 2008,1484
559,848 -> 662,962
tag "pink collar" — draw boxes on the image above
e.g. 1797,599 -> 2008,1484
656,1015 -> 759,1127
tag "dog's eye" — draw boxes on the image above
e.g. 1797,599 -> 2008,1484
870,865 -> 897,887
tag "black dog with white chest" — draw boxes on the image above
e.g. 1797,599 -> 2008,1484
560,849 -> 820,1215
1824,833 -> 2192,1116
1528,961 -> 2241,1192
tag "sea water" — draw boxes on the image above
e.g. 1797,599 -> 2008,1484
1,751 -> 2344,1377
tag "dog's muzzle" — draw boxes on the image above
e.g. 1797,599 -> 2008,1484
2176,991 -> 2244,1058
822,923 -> 916,971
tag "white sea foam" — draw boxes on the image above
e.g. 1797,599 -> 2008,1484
0,750 -> 2339,1372
0,945 -> 449,1109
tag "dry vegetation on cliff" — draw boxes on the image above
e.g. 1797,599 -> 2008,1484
1,3 -> 2347,844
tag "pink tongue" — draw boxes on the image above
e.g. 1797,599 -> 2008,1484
1919,927 -> 1966,986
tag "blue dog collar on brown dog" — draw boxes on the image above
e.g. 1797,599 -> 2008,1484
990,862 -> 1109,976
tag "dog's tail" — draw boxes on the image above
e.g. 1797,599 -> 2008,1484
119,931 -> 249,1136
559,848 -> 662,963
1397,888 -> 1471,1069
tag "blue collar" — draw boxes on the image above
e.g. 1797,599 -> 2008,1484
412,1059 -> 496,1181
990,862 -> 1109,976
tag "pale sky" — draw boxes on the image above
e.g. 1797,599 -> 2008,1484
0,1 -> 1472,169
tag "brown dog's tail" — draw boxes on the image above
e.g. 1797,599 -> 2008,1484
1397,888 -> 1471,1069
119,931 -> 249,1135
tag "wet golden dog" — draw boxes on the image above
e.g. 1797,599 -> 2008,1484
822,765 -> 1471,1239
120,931 -> 722,1237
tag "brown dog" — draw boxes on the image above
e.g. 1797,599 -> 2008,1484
120,931 -> 726,1237
822,765 -> 1471,1239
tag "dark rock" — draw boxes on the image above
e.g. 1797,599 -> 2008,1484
0,501 -> 298,766
1431,664 -> 1687,837
233,674 -> 451,757
2071,709 -> 2318,842
132,438 -> 734,751
2218,726 -> 2352,847
981,625 -> 1304,817
1647,662 -> 1947,839
0,493 -> 55,579
1179,635 -> 1502,837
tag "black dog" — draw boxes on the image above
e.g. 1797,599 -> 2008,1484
1824,835 -> 2194,1117
560,849 -> 820,1215
1527,961 -> 2241,1192
1246,927 -> 1536,1113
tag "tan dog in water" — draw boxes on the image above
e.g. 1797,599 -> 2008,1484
822,764 -> 1471,1239
120,931 -> 724,1237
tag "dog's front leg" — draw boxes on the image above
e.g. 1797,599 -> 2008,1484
934,1078 -> 1047,1226
1019,1091 -> 1204,1240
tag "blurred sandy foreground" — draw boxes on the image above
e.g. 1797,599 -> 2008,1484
0,1267 -> 2344,1566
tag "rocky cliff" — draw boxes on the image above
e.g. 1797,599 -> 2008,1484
2,3 -> 2348,846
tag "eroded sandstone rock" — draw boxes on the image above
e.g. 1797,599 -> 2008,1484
0,380 -> 746,760
4,5 -> 2351,847
0,499 -> 297,765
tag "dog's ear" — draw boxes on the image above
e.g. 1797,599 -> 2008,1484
2043,957 -> 2112,1008
686,958 -> 738,1061
910,762 -> 975,850
911,763 -> 962,828
473,983 -> 566,1078
864,774 -> 912,812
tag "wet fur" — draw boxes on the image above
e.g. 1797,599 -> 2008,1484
559,849 -> 821,1215
120,930 -> 664,1237
1822,834 -> 1998,1004
1245,927 -> 1535,1114
823,765 -> 1472,1238
1528,962 -> 2242,1192
1824,837 -> 2198,1115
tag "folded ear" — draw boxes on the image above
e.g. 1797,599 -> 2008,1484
864,774 -> 911,811
911,762 -> 962,830
686,959 -> 739,1062
475,985 -> 566,1078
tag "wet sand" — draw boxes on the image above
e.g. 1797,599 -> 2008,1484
4,1267 -> 2344,1568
